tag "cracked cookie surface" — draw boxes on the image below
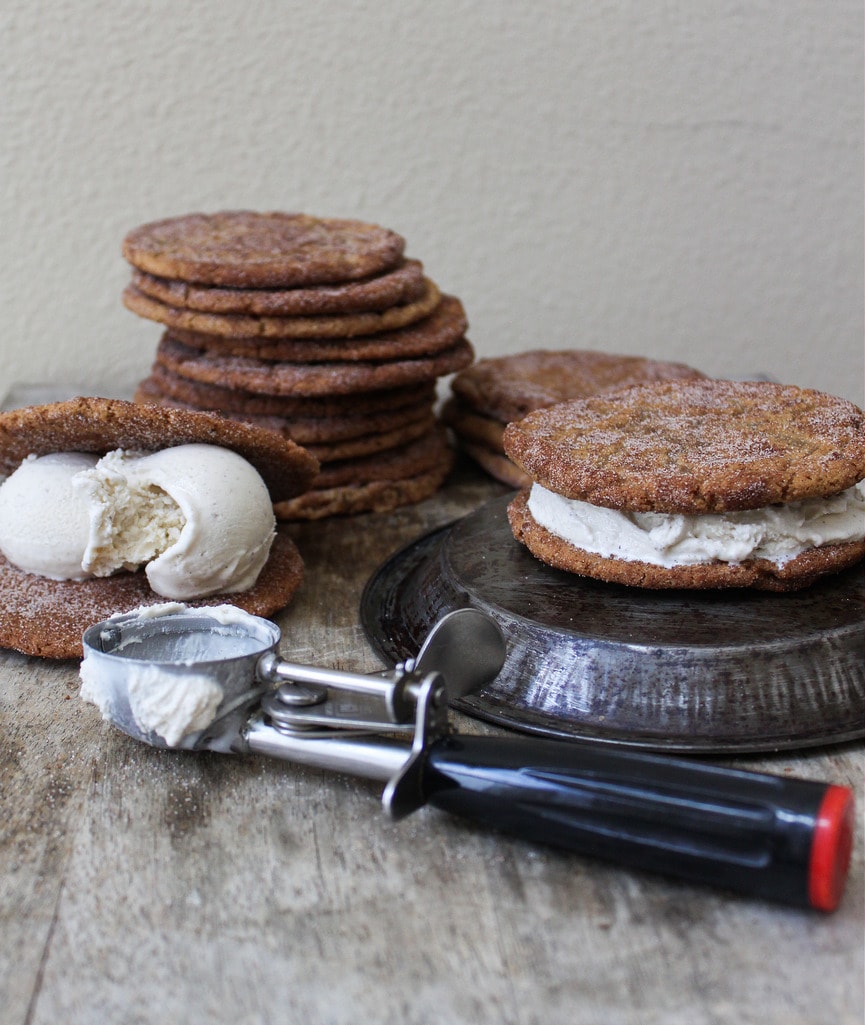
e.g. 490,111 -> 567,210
503,379 -> 865,514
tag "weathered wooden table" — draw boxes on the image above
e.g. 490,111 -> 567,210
1,459 -> 862,1025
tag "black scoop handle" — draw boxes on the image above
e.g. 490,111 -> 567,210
423,735 -> 853,911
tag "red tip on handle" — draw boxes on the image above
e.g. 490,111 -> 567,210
808,785 -> 854,912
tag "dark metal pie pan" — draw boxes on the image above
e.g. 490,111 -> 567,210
361,494 -> 865,753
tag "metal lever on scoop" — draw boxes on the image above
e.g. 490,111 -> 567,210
238,608 -> 506,788
81,606 -> 854,912
249,607 -> 507,737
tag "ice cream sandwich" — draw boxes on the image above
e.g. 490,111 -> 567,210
0,397 -> 319,657
503,379 -> 865,591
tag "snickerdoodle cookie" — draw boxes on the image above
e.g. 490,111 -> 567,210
447,349 -> 706,485
122,211 -> 406,288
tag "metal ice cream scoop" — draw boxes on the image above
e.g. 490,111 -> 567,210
80,604 -> 854,912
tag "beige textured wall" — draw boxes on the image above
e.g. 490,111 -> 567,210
1,1 -> 862,403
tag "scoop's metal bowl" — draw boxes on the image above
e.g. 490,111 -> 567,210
81,605 -> 279,751
361,494 -> 865,753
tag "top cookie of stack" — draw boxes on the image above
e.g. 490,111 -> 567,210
125,211 -> 473,518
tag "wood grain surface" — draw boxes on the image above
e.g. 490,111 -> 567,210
1,459 -> 862,1025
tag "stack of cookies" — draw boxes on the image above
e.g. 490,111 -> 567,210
124,211 -> 474,518
442,349 -> 707,487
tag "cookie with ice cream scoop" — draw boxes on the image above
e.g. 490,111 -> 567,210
503,379 -> 865,590
0,397 -> 319,657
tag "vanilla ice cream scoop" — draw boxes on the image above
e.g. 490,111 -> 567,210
0,444 -> 276,599
74,444 -> 277,599
0,451 -> 99,579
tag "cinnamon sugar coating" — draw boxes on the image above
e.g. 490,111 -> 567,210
130,258 -> 426,316
177,410 -> 436,465
453,349 -> 706,423
147,292 -> 465,360
311,426 -> 451,489
122,211 -> 405,288
143,364 -> 435,417
134,375 -> 434,445
155,335 -> 474,397
274,459 -> 453,521
122,278 -> 442,339
503,380 -> 865,513
0,532 -> 305,659
122,209 -> 466,519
